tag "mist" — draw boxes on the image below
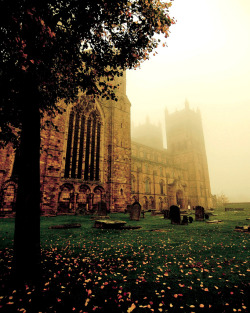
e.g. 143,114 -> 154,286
127,0 -> 250,202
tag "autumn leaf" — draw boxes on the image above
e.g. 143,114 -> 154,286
127,303 -> 136,313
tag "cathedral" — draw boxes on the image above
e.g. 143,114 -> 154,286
0,73 -> 212,215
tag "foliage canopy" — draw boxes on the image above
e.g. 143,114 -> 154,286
0,0 -> 174,146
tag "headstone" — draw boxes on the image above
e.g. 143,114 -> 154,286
163,209 -> 170,219
195,206 -> 205,221
130,201 -> 141,221
204,213 -> 209,220
181,215 -> 188,225
97,201 -> 107,216
169,205 -> 181,225
189,216 -> 193,223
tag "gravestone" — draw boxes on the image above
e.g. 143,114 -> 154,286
163,209 -> 170,219
234,225 -> 250,232
130,201 -> 141,221
181,215 -> 188,225
49,223 -> 81,229
189,216 -> 193,223
195,206 -> 205,221
97,201 -> 107,217
94,219 -> 127,229
207,220 -> 223,224
169,205 -> 181,225
205,213 -> 209,220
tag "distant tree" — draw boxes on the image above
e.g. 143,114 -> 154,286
212,193 -> 229,208
0,0 -> 174,284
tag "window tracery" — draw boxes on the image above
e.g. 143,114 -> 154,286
64,98 -> 102,181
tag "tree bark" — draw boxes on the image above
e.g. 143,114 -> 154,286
13,88 -> 41,286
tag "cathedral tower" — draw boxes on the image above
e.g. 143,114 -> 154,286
165,101 -> 212,209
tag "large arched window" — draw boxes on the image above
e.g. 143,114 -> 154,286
64,99 -> 102,181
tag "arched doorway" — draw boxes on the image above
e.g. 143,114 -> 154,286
149,196 -> 155,210
77,185 -> 91,214
58,184 -> 74,213
1,181 -> 17,214
92,186 -> 105,212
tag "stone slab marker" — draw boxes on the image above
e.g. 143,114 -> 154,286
163,209 -> 170,219
169,205 -> 181,225
130,201 -> 141,221
195,206 -> 205,221
97,201 -> 107,216
181,215 -> 188,225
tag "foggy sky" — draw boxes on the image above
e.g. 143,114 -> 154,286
127,0 -> 250,202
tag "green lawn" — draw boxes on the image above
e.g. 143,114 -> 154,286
0,207 -> 249,313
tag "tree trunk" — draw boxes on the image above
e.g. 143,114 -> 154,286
13,91 -> 41,286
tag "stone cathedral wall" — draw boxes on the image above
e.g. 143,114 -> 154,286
0,75 -> 212,215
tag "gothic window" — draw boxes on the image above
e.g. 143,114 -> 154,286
145,178 -> 150,193
64,99 -> 102,181
159,180 -> 164,195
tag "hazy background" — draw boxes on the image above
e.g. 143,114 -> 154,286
127,0 -> 250,202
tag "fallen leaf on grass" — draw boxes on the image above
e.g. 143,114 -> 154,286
127,303 -> 136,313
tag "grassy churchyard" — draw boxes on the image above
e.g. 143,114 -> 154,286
0,206 -> 249,313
